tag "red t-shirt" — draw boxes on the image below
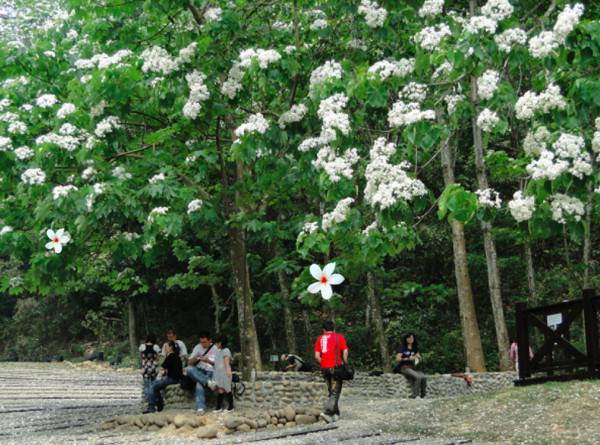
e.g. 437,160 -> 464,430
315,332 -> 348,368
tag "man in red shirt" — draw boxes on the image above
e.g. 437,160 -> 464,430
314,320 -> 349,423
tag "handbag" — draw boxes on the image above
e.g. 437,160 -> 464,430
333,334 -> 354,381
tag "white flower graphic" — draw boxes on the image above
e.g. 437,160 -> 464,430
45,228 -> 70,253
307,263 -> 345,300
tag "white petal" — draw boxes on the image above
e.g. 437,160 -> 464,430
59,235 -> 70,244
329,274 -> 345,285
308,282 -> 323,294
47,229 -> 55,240
54,243 -> 63,253
45,241 -> 56,250
55,228 -> 65,238
323,262 -> 336,277
321,284 -> 333,300
309,264 -> 323,281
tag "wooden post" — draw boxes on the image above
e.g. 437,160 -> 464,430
583,288 -> 599,378
516,302 -> 529,380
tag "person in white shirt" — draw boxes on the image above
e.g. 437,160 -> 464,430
184,330 -> 218,413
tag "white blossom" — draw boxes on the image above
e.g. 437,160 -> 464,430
508,191 -> 535,222
183,101 -> 201,119
187,199 -> 203,214
35,94 -> 58,108
445,93 -> 465,116
476,188 -> 502,209
309,60 -> 343,95
388,100 -> 435,127
7,121 -> 27,135
550,193 -> 584,223
94,116 -> 121,138
465,16 -> 498,34
368,59 -> 415,80
523,126 -> 551,156
528,31 -> 558,58
494,28 -> 527,52
14,146 -> 34,160
418,0 -> 444,18
57,103 -> 76,119
0,226 -> 13,236
553,3 -> 585,44
415,23 -> 452,50
176,42 -> 198,64
481,0 -> 514,21
148,206 -> 169,222
234,113 -> 270,138
400,82 -> 428,102
81,166 -> 96,180
149,173 -> 166,184
358,0 -> 387,28
239,48 -> 281,69
477,70 -> 500,100
310,19 -> 328,30
312,146 -> 359,182
52,185 -> 78,200
278,104 -> 308,129
140,46 -> 179,75
205,8 -> 222,22
476,108 -> 500,132
322,197 -> 354,231
515,91 -> 540,120
112,166 -> 132,180
364,137 -> 427,210
526,150 -> 569,180
538,83 -> 566,113
299,221 -> 319,238
21,168 -> 46,184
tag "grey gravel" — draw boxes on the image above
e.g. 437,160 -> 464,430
0,362 -> 489,445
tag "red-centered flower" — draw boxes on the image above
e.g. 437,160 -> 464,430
45,228 -> 70,253
307,263 -> 345,300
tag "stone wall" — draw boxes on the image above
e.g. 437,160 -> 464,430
163,371 -> 518,410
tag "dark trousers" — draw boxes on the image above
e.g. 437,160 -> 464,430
321,367 -> 343,415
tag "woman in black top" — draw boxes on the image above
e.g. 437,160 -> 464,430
144,340 -> 183,413
395,332 -> 427,398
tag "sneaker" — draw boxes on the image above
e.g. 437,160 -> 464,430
332,414 -> 340,422
196,408 -> 205,414
206,380 -> 217,391
225,407 -> 235,413
213,408 -> 223,414
319,412 -> 332,423
142,408 -> 155,414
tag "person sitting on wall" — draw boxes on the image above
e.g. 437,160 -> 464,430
281,353 -> 313,372
144,340 -> 183,413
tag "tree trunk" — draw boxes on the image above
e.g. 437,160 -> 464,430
210,285 -> 221,334
525,243 -> 538,306
583,182 -> 593,288
438,109 -> 487,372
367,272 -> 392,373
128,297 -> 136,357
470,75 -> 511,371
302,308 -> 313,352
277,269 -> 298,354
229,225 -> 262,380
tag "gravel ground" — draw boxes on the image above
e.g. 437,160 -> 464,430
1,362 -> 599,445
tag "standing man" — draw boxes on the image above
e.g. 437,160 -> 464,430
161,329 -> 188,359
185,330 -> 218,414
314,320 -> 348,423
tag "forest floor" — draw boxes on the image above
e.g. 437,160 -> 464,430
0,362 -> 599,444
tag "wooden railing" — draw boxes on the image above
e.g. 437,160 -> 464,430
515,288 -> 600,385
